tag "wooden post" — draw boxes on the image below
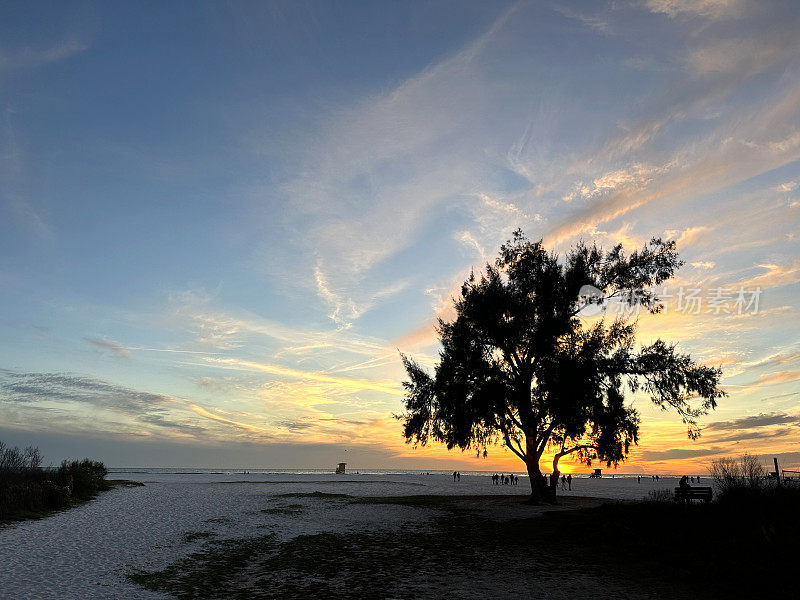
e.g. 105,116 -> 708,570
774,457 -> 780,483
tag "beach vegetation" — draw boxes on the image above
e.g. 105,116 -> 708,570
710,454 -> 800,507
0,440 -> 112,522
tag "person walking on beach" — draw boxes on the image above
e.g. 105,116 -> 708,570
457,472 -> 460,481
561,474 -> 567,490
453,471 -> 457,482
567,474 -> 572,490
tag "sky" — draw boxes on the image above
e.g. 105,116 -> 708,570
1,0 -> 799,474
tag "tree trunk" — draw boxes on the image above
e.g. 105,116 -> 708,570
550,452 -> 564,495
525,459 -> 554,503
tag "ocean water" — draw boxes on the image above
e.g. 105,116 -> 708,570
109,466 -> 687,479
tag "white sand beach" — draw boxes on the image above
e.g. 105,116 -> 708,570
0,471 -> 690,599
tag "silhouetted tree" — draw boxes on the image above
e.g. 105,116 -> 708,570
400,231 -> 724,502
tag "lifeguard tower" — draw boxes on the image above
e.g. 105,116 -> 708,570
335,462 -> 346,474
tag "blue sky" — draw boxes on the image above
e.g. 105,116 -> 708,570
1,0 -> 799,472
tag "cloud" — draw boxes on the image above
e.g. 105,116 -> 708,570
741,370 -> 800,389
0,370 -> 205,437
85,337 -> 131,358
562,164 -> 668,203
187,404 -> 265,435
200,357 -> 405,397
265,3 -> 526,327
775,180 -> 797,193
644,0 -> 748,20
686,36 -> 793,77
664,226 -> 713,249
552,4 -> 611,34
691,261 -> 716,269
705,412 -> 800,430
546,82 -> 800,247
736,262 -> 800,289
0,39 -> 87,70
706,428 -> 796,443
639,446 -> 726,460
170,289 -> 388,359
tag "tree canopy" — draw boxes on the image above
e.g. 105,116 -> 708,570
400,231 -> 725,501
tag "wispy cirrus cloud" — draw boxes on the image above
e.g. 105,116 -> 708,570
199,357 -> 405,397
546,82 -> 800,247
0,370 -> 205,437
736,262 -> 800,289
187,404 -> 266,435
741,370 -> 800,389
644,0 -> 748,20
85,337 -> 130,358
0,39 -> 87,70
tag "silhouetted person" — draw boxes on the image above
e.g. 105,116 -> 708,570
690,476 -> 694,483
561,474 -> 567,490
457,472 -> 460,481
453,471 -> 457,482
567,474 -> 572,490
656,475 -> 659,481
697,475 -> 700,482
679,475 -> 690,489
652,475 -> 655,481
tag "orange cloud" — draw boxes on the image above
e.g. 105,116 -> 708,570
188,403 -> 266,434
203,357 -> 405,396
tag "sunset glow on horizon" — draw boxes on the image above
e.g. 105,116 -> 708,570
1,0 -> 799,475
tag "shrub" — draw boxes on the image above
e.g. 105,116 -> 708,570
709,454 -> 772,503
0,440 -> 108,520
646,488 -> 672,502
56,459 -> 109,500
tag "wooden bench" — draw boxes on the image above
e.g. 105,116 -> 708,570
674,486 -> 713,503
